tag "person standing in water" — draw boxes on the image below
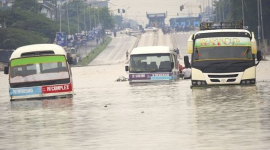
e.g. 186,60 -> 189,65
126,51 -> 129,60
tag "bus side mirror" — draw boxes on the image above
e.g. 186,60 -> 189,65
67,54 -> 73,65
4,66 -> 9,74
125,66 -> 129,71
251,32 -> 257,54
187,34 -> 194,54
257,51 -> 262,61
171,62 -> 174,68
184,56 -> 190,68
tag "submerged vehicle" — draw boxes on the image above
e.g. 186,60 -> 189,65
125,46 -> 179,83
4,44 -> 74,100
185,22 -> 262,88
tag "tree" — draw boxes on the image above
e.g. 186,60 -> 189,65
214,0 -> 270,45
13,0 -> 39,13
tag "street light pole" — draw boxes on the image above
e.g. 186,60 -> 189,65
84,5 -> 86,32
257,0 -> 261,48
219,0 -> 221,22
77,4 -> 79,33
242,0 -> 244,26
222,0 -> 224,21
260,0 -> 264,41
66,2 -> 70,35
97,8 -> 100,25
259,0 -> 266,55
94,8 -> 96,28
89,8 -> 92,31
60,0 -> 62,32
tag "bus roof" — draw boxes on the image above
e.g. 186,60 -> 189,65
10,44 -> 67,60
195,29 -> 251,36
131,46 -> 172,55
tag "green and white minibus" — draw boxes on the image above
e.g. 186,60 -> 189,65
4,44 -> 74,100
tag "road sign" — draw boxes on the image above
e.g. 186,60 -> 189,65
56,32 -> 66,47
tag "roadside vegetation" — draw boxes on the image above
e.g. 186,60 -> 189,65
0,0 -> 115,49
77,37 -> 112,66
213,0 -> 270,46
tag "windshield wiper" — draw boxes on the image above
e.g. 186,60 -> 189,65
222,61 -> 250,70
201,62 -> 230,70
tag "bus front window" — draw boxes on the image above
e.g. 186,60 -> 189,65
9,55 -> 69,86
130,54 -> 171,72
195,46 -> 252,61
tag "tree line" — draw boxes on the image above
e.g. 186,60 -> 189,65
0,0 -> 115,49
213,0 -> 270,46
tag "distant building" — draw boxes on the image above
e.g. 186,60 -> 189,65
39,1 -> 55,20
146,12 -> 167,28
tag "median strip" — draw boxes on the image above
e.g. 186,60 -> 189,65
77,37 -> 112,66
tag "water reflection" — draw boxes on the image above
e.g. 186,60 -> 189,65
1,63 -> 270,150
10,98 -> 73,110
191,86 -> 269,150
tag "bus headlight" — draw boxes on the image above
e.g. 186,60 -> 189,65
192,80 -> 207,86
240,79 -> 256,85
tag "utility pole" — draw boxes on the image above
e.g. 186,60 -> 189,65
202,0 -> 204,13
66,2 -> 70,35
208,0 -> 210,14
222,0 -> 224,21
84,5 -> 86,32
242,0 -> 244,26
77,4 -> 79,33
257,0 -> 261,48
89,9 -> 92,31
60,0 -> 62,32
260,0 -> 264,41
228,0 -> 230,15
94,8 -> 96,28
97,8 -> 100,26
259,0 -> 265,55
219,0 -> 221,22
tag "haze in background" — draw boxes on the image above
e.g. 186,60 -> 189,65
109,0 -> 208,24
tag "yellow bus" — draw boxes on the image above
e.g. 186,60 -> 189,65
184,22 -> 262,88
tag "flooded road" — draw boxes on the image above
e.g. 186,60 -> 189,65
0,31 -> 270,150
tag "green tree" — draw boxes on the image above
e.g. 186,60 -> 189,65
214,0 -> 270,44
13,0 -> 39,13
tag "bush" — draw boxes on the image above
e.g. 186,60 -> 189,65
0,28 -> 49,49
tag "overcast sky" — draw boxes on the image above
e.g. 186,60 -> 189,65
109,0 -> 212,24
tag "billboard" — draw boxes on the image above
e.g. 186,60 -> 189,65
56,32 -> 67,47
67,35 -> 75,47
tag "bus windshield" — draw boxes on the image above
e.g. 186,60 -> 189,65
130,54 -> 172,73
194,46 -> 252,61
10,55 -> 69,84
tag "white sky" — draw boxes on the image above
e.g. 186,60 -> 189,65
108,0 -> 212,24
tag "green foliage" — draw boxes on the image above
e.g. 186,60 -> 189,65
214,0 -> 270,42
0,0 -> 115,49
0,9 -> 58,43
61,1 -> 115,33
0,28 -> 49,49
13,0 -> 39,13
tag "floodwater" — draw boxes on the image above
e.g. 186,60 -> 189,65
0,31 -> 270,150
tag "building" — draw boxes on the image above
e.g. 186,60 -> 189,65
146,12 -> 167,28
